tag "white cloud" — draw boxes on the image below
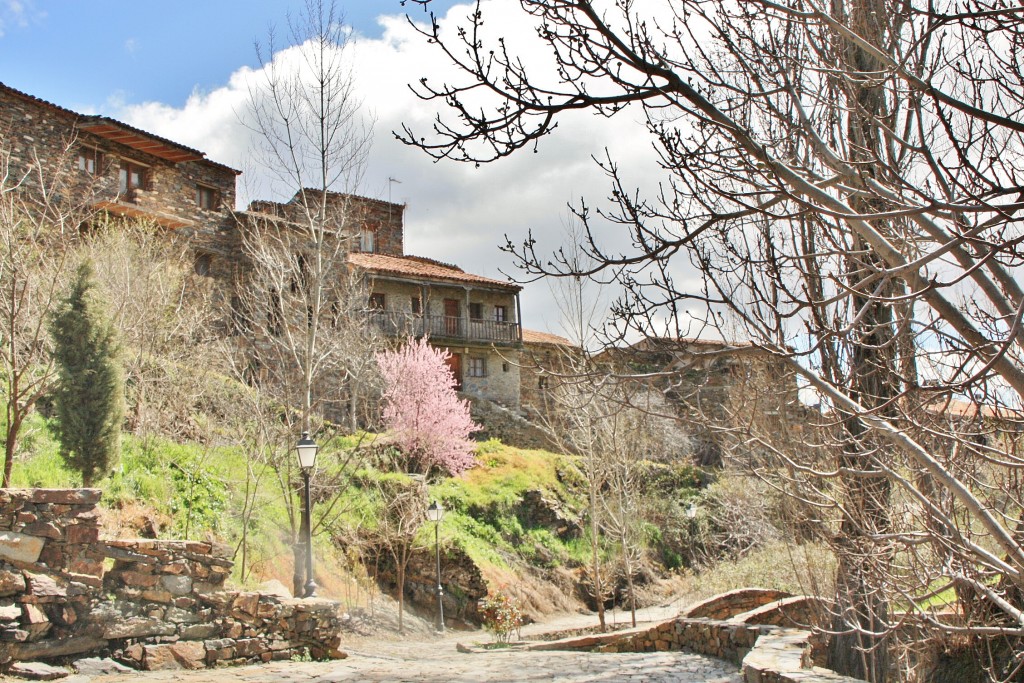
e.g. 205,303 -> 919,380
0,0 -> 32,37
115,1 -> 677,338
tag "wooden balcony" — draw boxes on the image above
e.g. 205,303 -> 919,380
367,311 -> 521,345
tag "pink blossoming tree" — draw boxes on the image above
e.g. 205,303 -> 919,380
376,337 -> 479,476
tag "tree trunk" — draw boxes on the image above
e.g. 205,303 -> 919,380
589,486 -> 606,631
397,559 -> 406,634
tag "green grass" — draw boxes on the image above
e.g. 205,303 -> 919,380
6,419 -> 700,600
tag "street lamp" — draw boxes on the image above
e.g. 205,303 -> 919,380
297,432 -> 319,598
426,501 -> 445,632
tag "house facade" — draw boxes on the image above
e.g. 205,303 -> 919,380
0,81 -> 527,409
0,82 -> 239,248
245,191 -> 525,407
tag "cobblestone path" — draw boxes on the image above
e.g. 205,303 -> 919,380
57,645 -> 741,683
23,607 -> 743,683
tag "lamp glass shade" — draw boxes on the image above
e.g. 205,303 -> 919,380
296,432 -> 319,470
426,501 -> 444,523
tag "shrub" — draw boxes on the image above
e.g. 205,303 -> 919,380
479,591 -> 524,644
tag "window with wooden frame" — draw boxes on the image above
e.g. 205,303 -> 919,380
196,184 -> 219,210
77,148 -> 103,175
360,229 -> 376,253
411,296 -> 422,315
369,293 -> 386,310
494,305 -> 507,322
118,160 -> 148,198
469,302 -> 484,321
467,357 -> 486,377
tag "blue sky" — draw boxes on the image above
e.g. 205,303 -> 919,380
0,1 -> 460,110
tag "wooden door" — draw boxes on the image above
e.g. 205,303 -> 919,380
444,298 -> 460,336
445,351 -> 462,389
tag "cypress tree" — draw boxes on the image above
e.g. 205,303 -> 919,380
49,260 -> 124,487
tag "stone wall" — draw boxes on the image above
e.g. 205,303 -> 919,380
598,617 -> 764,664
0,489 -> 346,672
0,489 -> 105,662
593,615 -> 861,682
682,588 -> 794,620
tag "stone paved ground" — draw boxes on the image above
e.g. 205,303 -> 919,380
9,605 -> 742,683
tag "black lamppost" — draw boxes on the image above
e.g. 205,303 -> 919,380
426,501 -> 445,632
296,432 -> 319,598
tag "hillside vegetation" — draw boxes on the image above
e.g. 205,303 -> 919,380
9,409 -> 830,626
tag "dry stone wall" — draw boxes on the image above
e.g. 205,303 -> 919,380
593,613 -> 862,682
0,489 -> 346,672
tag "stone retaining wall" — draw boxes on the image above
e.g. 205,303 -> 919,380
586,611 -> 863,682
682,588 -> 792,620
0,489 -> 105,662
0,489 -> 346,672
598,617 -> 764,664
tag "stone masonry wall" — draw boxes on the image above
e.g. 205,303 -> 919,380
0,489 -> 346,672
595,616 -> 862,682
0,489 -> 105,663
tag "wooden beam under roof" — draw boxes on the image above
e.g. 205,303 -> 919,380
78,118 -> 205,164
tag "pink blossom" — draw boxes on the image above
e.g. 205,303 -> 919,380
376,337 -> 480,475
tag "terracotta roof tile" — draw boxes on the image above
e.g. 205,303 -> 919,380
522,329 -> 575,347
348,252 -> 521,291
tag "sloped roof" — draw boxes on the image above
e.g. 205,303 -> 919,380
522,329 -> 575,347
349,252 -> 521,291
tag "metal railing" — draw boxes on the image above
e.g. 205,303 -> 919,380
367,311 -> 520,343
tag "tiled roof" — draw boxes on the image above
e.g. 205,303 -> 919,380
925,397 -> 1018,421
348,252 -> 521,291
522,329 -> 575,347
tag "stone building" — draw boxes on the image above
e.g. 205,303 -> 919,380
596,336 -> 800,465
0,81 -> 239,254
245,190 -> 525,407
0,80 -> 528,408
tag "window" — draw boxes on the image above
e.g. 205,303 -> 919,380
77,148 -> 102,175
469,303 -> 484,321
369,293 -> 386,310
411,296 -> 422,314
494,305 -> 507,322
193,254 -> 212,277
267,289 -> 283,337
360,230 -> 375,253
467,357 -> 486,377
118,160 -> 148,198
196,185 -> 219,210
290,253 -> 308,294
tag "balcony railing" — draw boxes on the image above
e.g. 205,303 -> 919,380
367,311 -> 521,344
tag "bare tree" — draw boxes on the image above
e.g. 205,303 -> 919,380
81,219 -> 219,440
367,475 -> 427,634
403,1 -> 1024,678
0,138 -> 86,486
241,0 -> 378,595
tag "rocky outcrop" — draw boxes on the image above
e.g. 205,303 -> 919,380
373,544 -> 488,625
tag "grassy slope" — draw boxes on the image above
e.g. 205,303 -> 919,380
9,417 -> 599,597
13,416 -> 829,618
